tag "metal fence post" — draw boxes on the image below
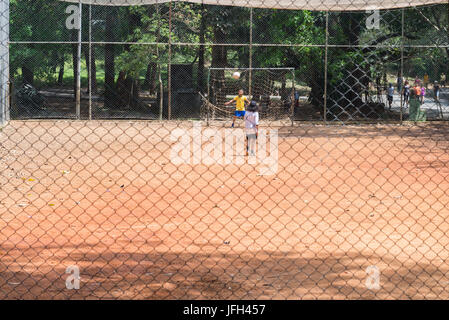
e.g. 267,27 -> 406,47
323,11 -> 329,124
291,69 -> 295,126
206,68 -> 210,126
88,3 -> 92,120
168,1 -> 172,120
400,8 -> 404,124
156,0 -> 163,121
0,0 -> 9,126
249,7 -> 253,98
76,0 -> 82,120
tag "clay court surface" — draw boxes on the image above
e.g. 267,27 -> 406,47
1,120 -> 449,299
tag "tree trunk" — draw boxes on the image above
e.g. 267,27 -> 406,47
308,70 -> 324,115
71,30 -> 79,102
143,62 -> 157,94
105,7 -> 117,109
211,28 -> 227,105
143,63 -> 151,90
149,62 -> 157,95
22,65 -> 34,86
333,13 -> 365,118
281,75 -> 286,98
116,8 -> 142,110
116,70 -> 126,107
197,4 -> 206,92
117,73 -> 141,110
211,30 -> 227,69
445,48 -> 449,86
85,47 -> 98,93
51,51 -> 59,83
142,6 -> 159,95
58,56 -> 65,86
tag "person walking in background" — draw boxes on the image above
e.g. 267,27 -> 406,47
414,82 -> 421,98
294,90 -> 300,108
414,76 -> 420,86
413,82 -> 422,106
387,83 -> 394,110
409,88 -> 426,121
434,81 -> 441,103
403,81 -> 410,108
433,81 -> 444,118
424,74 -> 429,89
420,85 -> 426,104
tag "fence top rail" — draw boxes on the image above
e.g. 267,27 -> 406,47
59,0 -> 448,12
209,67 -> 295,70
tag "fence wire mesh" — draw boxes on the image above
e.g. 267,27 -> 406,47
1,0 -> 449,299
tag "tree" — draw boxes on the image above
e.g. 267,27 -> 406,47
10,0 -> 68,86
83,5 -> 100,94
116,7 -> 144,110
104,6 -> 118,109
197,4 -> 206,92
114,4 -> 169,110
252,10 -> 326,112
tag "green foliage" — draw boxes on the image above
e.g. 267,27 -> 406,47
10,0 -> 69,79
8,1 -> 449,92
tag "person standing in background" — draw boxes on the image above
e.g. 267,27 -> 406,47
424,74 -> 429,89
420,85 -> 426,105
294,90 -> 300,108
403,81 -> 410,108
409,88 -> 427,121
387,83 -> 394,110
433,81 -> 444,119
434,81 -> 440,103
414,76 -> 420,86
414,82 -> 421,98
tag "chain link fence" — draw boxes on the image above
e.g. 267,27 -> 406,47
0,0 -> 449,299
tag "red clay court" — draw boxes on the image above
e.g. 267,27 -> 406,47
1,120 -> 449,299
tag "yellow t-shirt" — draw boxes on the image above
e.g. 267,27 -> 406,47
233,95 -> 248,111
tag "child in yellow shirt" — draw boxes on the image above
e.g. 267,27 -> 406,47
225,89 -> 250,128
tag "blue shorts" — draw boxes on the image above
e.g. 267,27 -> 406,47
234,110 -> 245,117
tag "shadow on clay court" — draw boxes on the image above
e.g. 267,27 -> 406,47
1,243 -> 448,299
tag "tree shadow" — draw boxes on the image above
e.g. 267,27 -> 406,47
278,122 -> 449,150
1,242 -> 449,299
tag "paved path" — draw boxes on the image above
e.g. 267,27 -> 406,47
387,88 -> 449,120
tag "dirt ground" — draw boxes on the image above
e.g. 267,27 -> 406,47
0,120 -> 449,299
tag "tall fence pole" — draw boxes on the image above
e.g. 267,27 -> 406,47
400,8 -> 404,124
249,7 -> 253,98
76,0 -> 82,120
0,0 -> 9,126
168,1 -> 173,120
206,68 -> 210,126
291,69 -> 295,126
323,11 -> 329,124
157,1 -> 163,121
88,3 -> 92,120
